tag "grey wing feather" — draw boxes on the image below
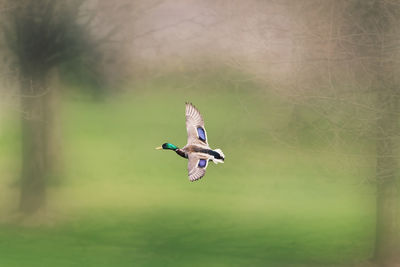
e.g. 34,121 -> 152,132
185,103 -> 208,146
187,154 -> 208,181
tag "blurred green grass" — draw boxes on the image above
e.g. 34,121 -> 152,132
0,71 -> 376,266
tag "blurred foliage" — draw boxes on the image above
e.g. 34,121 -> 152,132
1,0 -> 110,96
3,0 -> 86,70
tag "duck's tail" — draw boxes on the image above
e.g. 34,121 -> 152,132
215,149 -> 225,159
212,148 -> 225,164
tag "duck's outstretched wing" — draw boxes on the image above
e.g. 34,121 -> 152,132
187,154 -> 208,181
185,103 -> 208,146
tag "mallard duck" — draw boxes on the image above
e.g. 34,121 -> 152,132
156,103 -> 225,181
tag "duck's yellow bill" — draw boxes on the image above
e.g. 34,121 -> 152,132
155,146 -> 163,150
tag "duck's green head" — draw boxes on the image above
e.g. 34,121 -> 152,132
155,143 -> 178,150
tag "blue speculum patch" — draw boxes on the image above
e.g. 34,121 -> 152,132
198,159 -> 207,168
197,127 -> 206,141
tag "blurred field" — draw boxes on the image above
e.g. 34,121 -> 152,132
0,71 -> 377,266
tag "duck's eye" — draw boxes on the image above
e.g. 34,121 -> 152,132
197,127 -> 206,141
198,159 -> 207,168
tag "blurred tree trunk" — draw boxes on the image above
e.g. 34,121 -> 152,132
4,0 -> 80,214
19,67 -> 62,213
43,68 -> 63,184
3,0 -> 122,214
19,68 -> 48,213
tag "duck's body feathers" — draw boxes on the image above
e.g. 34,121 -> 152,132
183,103 -> 225,181
175,145 -> 224,160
